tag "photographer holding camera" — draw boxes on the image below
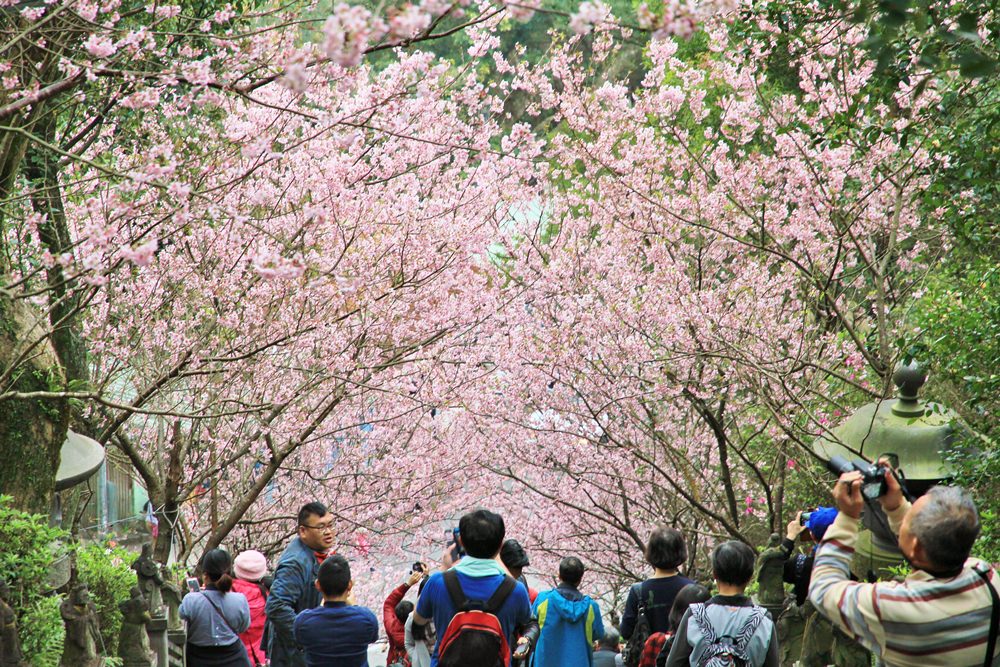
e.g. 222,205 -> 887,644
809,458 -> 1000,667
780,507 -> 838,606
385,563 -> 427,667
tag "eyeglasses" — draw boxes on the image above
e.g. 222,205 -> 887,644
301,522 -> 335,534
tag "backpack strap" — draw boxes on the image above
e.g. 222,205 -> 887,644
689,603 -> 717,644
633,581 -> 648,613
484,576 -> 517,614
443,570 -> 516,614
730,606 -> 766,653
974,566 -> 999,667
443,570 -> 470,611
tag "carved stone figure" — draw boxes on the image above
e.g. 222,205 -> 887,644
131,544 -> 164,614
118,587 -> 154,667
755,532 -> 787,608
775,599 -> 809,667
159,581 -> 184,631
59,584 -> 102,667
0,579 -> 29,667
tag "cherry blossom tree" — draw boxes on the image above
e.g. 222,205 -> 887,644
457,14 -> 950,582
0,0 -> 970,619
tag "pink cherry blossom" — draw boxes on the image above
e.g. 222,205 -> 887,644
82,34 -> 117,58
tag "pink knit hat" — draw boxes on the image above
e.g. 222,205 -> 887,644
233,550 -> 268,581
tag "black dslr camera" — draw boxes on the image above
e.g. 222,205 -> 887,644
826,455 -> 893,500
799,512 -> 813,526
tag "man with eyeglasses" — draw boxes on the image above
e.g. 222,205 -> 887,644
263,502 -> 336,667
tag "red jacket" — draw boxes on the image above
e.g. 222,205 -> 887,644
231,578 -> 267,665
383,583 -> 412,666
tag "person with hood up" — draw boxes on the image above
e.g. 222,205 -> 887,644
531,557 -> 605,667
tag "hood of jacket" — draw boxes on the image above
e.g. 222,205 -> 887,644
543,587 -> 593,622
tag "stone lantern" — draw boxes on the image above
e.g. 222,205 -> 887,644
47,430 -> 106,589
810,360 -> 966,578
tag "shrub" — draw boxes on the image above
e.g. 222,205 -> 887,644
0,494 -> 66,608
19,594 -> 65,667
77,542 -> 138,655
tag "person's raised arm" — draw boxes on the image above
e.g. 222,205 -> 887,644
877,458 -> 912,535
384,571 -> 421,645
808,471 -> 888,657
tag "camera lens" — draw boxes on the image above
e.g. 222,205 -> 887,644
826,455 -> 854,476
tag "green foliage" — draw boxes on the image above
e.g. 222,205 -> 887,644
917,265 -> 1000,425
857,0 -> 998,79
19,594 -> 65,667
0,495 -> 66,611
76,542 -> 139,656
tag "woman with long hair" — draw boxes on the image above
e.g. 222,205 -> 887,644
180,549 -> 252,667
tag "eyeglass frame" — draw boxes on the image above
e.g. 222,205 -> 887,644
300,522 -> 335,534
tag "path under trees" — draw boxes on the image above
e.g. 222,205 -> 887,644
1,0 -> 997,611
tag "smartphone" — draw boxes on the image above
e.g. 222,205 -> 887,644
186,577 -> 201,593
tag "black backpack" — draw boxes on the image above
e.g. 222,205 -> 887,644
623,582 -> 654,667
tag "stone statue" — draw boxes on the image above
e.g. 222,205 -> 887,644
755,532 -> 787,607
159,581 -> 183,631
775,599 -> 809,667
59,584 -> 102,667
0,579 -> 28,667
118,587 -> 154,667
132,544 -> 164,614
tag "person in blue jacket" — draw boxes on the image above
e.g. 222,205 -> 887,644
263,502 -> 335,666
532,557 -> 605,667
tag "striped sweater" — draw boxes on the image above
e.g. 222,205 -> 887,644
809,501 -> 1000,667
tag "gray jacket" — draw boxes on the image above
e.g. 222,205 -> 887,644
404,613 -> 434,667
262,538 -> 323,667
179,588 -> 250,647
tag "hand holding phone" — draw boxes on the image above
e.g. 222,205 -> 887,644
186,577 -> 201,593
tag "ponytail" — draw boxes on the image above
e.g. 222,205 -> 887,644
201,548 -> 235,594
215,573 -> 234,593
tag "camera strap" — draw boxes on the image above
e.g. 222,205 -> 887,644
975,567 -> 1000,667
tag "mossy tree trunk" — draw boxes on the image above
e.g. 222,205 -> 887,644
0,20 -> 81,515
0,295 -> 69,514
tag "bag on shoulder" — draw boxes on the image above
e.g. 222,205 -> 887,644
437,570 -> 517,667
689,602 -> 766,667
623,582 -> 653,667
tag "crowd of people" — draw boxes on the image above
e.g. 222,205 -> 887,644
178,464 -> 1000,667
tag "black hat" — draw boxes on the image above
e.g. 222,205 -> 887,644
500,539 -> 530,568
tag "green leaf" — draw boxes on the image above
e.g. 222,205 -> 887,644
958,51 -> 998,78
957,12 -> 979,32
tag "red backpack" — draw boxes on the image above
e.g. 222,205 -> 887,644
437,570 -> 517,667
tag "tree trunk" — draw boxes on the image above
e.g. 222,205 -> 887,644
25,114 -> 89,385
0,294 -> 69,513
